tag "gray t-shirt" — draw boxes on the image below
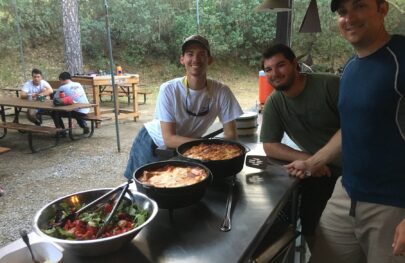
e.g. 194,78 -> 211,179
260,73 -> 341,169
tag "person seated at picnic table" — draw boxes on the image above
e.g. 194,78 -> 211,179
20,68 -> 53,125
124,34 -> 243,179
51,72 -> 90,135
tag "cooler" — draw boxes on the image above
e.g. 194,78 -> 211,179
258,70 -> 273,105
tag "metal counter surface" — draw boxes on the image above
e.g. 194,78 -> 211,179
60,134 -> 298,263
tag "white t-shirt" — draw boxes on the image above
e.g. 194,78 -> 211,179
56,81 -> 90,114
144,77 -> 243,147
21,80 -> 51,94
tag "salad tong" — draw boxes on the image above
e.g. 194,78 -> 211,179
55,180 -> 133,227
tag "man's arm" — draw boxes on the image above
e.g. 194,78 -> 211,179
160,121 -> 196,149
40,84 -> 53,96
265,142 -> 332,177
285,129 -> 341,178
264,142 -> 309,162
20,91 -> 29,99
393,219 -> 405,256
222,120 -> 238,140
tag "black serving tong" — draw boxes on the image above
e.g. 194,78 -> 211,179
55,180 -> 133,227
245,155 -> 311,177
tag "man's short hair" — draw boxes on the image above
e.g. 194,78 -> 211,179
59,72 -> 72,81
181,35 -> 211,56
331,0 -> 385,12
31,68 -> 42,76
261,44 -> 296,69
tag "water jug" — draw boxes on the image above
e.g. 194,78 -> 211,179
258,70 -> 273,104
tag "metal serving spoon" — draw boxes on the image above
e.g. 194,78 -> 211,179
220,176 -> 236,232
19,229 -> 39,263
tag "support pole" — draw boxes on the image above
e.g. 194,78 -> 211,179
103,0 -> 121,152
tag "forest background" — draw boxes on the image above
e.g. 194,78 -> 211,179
0,0 -> 403,94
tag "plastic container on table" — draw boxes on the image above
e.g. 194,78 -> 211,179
116,65 -> 123,76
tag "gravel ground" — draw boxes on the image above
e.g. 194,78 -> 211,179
0,83 -> 257,248
0,103 -> 155,247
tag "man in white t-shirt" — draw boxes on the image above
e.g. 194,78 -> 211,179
52,72 -> 90,135
20,68 -> 53,125
124,35 -> 243,179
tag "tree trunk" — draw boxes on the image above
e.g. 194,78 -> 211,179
60,0 -> 83,74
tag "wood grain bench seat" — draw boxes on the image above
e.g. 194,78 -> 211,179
138,88 -> 152,105
0,122 -> 64,153
99,86 -> 152,104
0,122 -> 61,135
80,113 -> 112,137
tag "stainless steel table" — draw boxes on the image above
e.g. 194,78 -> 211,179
0,134 -> 299,263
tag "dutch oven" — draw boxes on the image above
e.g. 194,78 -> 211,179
134,160 -> 212,209
176,138 -> 250,179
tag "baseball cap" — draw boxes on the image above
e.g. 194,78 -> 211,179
181,35 -> 211,56
331,0 -> 340,12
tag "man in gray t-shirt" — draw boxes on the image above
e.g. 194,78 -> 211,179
259,44 -> 341,250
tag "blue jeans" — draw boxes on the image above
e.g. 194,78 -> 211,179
124,126 -> 160,179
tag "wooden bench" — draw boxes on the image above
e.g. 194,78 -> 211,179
99,86 -> 152,105
138,88 -> 152,105
80,113 -> 112,137
0,122 -> 64,153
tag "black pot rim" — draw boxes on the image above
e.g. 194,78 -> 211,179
176,138 -> 250,162
133,160 -> 212,190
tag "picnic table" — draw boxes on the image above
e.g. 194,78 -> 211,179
72,74 -> 140,127
1,87 -> 21,97
0,96 -> 96,152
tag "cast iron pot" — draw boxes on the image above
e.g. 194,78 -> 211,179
134,160 -> 212,209
176,138 -> 250,179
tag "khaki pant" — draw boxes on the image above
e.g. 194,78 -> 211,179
26,109 -> 40,124
311,177 -> 405,263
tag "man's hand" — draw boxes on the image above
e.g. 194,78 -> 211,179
284,160 -> 331,179
393,219 -> 405,256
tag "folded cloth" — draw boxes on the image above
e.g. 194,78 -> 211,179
53,96 -> 73,106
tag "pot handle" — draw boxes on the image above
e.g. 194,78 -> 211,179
243,144 -> 251,153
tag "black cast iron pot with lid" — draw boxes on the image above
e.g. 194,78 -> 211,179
176,138 -> 250,179
134,160 -> 212,209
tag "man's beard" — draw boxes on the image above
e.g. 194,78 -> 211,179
271,75 -> 294,92
273,84 -> 290,91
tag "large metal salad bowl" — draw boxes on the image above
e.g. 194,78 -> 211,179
33,188 -> 158,256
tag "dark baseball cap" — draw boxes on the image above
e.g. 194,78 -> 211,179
181,35 -> 211,56
331,0 -> 340,12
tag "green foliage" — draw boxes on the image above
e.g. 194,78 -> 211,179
0,0 -> 403,86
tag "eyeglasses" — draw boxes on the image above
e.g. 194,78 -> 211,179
185,92 -> 211,117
